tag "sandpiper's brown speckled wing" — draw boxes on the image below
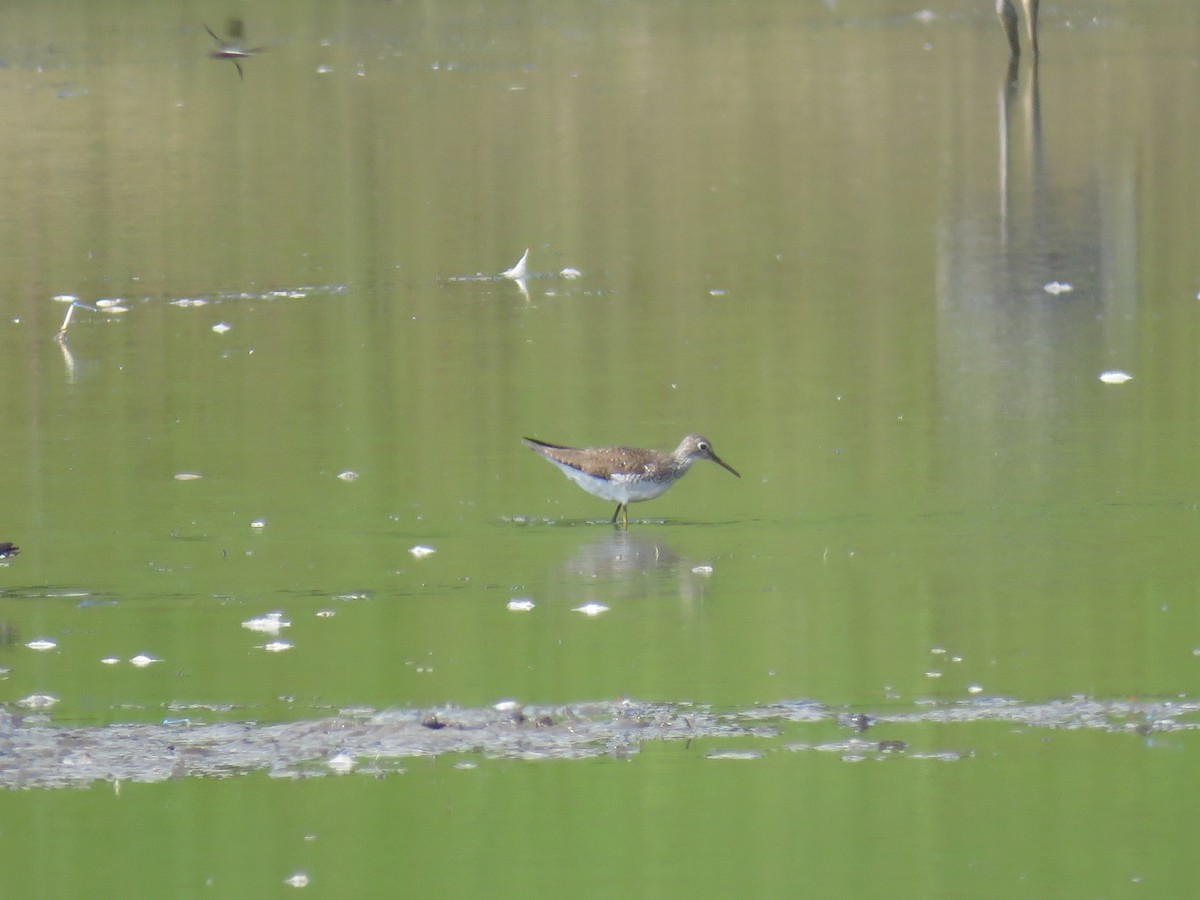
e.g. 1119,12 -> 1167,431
521,438 -> 659,479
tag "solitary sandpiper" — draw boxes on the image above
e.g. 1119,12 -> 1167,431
523,434 -> 740,526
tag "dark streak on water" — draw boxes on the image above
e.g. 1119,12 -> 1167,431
2,697 -> 1197,790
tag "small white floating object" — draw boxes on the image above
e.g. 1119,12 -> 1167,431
691,564 -> 714,575
708,289 -> 728,297
494,699 -> 520,712
327,752 -> 356,774
17,693 -> 59,709
130,654 -> 160,667
337,470 -> 359,482
26,639 -> 57,651
573,602 -> 609,617
94,298 -> 121,309
174,472 -> 203,481
409,545 -> 436,559
53,294 -> 79,303
101,657 -> 121,666
103,306 -> 129,314
242,612 -> 291,634
560,267 -> 581,280
1099,370 -> 1133,385
967,684 -> 983,694
315,609 -> 336,618
284,872 -> 310,888
251,519 -> 267,529
507,598 -> 535,611
1043,281 -> 1074,295
706,750 -> 764,760
262,641 -> 293,652
501,247 -> 530,280
212,322 -> 232,334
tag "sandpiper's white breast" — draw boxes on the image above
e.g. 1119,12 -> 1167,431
548,459 -> 677,504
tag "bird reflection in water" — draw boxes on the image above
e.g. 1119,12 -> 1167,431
937,19 -> 1137,422
205,19 -> 265,81
556,532 -> 713,605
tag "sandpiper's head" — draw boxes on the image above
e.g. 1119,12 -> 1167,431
676,434 -> 740,478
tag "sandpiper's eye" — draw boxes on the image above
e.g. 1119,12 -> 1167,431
698,442 -> 709,451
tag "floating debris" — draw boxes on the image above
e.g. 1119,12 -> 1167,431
26,639 -> 57,651
3,696 -> 1198,789
54,300 -> 98,342
336,470 -> 359,482
691,564 -> 714,575
1099,370 -> 1133,385
16,693 -> 58,710
283,872 -> 310,889
501,247 -> 530,280
129,654 -> 160,667
52,294 -> 79,303
242,612 -> 291,634
315,609 -> 336,618
560,267 -> 582,280
100,657 -> 121,666
573,603 -> 609,617
326,752 -> 355,774
212,322 -> 232,334
94,299 -> 121,309
250,519 -> 267,530
706,750 -> 763,760
506,598 -> 535,612
493,700 -> 520,712
174,472 -> 203,481
262,641 -> 293,653
1043,281 -> 1074,295
409,545 -> 436,559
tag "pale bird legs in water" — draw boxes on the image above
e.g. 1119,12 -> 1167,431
996,0 -> 1039,58
523,434 -> 740,526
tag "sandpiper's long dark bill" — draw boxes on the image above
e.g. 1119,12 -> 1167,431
522,434 -> 740,525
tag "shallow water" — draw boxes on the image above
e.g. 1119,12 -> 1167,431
3,0 -> 1200,896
